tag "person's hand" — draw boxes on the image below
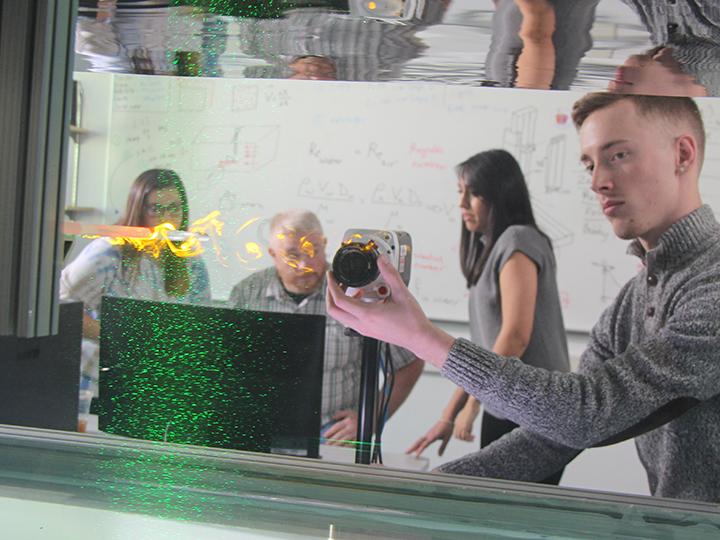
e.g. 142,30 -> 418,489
453,401 -> 479,442
406,420 -> 454,457
326,255 -> 455,367
323,409 -> 358,446
608,47 -> 708,97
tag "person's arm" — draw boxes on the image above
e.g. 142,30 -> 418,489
60,239 -> 118,340
492,251 -> 538,356
407,386 -> 468,456
326,255 -> 455,367
455,251 -> 539,441
442,267 -> 720,449
513,0 -> 556,89
327,255 -> 720,450
386,357 -> 424,418
436,424 -> 580,482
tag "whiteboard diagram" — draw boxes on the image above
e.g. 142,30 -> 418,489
544,135 -> 566,193
191,125 -> 279,171
231,85 -> 259,111
503,106 -> 537,174
532,202 -> 574,249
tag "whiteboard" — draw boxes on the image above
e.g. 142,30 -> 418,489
75,73 -> 720,331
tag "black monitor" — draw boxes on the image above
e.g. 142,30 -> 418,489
98,297 -> 325,458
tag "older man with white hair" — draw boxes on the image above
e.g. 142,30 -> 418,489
229,209 -> 423,445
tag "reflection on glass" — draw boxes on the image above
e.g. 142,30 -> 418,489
227,210 -> 423,449
6,424 -> 720,540
72,0 -> 720,94
76,2 -> 228,77
59,0 -> 720,507
609,45 -> 709,97
486,0 -> 599,90
288,55 -> 338,80
63,61 -> 720,499
606,0 -> 720,97
60,169 -> 212,397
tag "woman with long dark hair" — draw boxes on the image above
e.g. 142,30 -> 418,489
60,169 -> 211,396
407,149 -> 569,484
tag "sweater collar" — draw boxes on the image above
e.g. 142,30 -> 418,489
627,205 -> 719,268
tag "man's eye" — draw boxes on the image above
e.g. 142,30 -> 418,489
612,151 -> 628,161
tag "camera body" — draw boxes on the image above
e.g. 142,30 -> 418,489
332,229 -> 412,301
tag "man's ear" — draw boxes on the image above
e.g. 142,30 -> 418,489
268,246 -> 276,258
676,133 -> 698,174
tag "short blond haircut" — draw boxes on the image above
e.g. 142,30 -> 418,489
572,93 -> 706,163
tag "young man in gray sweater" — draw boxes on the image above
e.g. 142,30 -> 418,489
326,93 -> 720,503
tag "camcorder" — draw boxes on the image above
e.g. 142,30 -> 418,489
332,229 -> 412,301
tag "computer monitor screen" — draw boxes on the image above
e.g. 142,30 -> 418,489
98,296 -> 325,458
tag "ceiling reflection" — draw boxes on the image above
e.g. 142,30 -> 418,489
75,1 -> 720,96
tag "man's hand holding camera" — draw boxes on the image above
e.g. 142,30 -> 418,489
326,254 -> 454,369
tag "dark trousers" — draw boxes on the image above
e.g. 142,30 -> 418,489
480,411 -> 565,486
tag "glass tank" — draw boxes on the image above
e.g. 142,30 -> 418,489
2,424 -> 720,539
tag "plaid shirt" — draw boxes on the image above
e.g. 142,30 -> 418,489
229,266 -> 416,425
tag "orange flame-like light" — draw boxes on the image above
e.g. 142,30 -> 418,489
189,210 -> 225,263
235,217 -> 265,268
278,234 -> 321,274
108,222 -> 205,258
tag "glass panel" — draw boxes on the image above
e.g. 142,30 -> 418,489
72,0 -> 720,96
50,0 -> 720,509
3,425 -> 720,539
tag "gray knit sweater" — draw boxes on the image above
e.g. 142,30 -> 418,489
621,1 -> 720,96
438,205 -> 720,503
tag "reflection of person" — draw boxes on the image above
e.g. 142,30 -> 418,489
229,209 -> 423,445
75,3 -> 227,77
328,94 -> 720,502
239,3 -> 448,82
485,0 -> 599,90
610,1 -> 720,96
407,150 -> 569,486
288,55 -> 337,80
60,169 -> 211,395
608,46 -> 710,97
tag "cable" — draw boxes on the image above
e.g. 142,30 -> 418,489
372,343 -> 395,464
372,345 -> 387,464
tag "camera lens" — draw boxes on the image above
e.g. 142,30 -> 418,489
332,244 -> 379,287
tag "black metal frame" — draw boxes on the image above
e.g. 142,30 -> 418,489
0,0 -> 77,337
